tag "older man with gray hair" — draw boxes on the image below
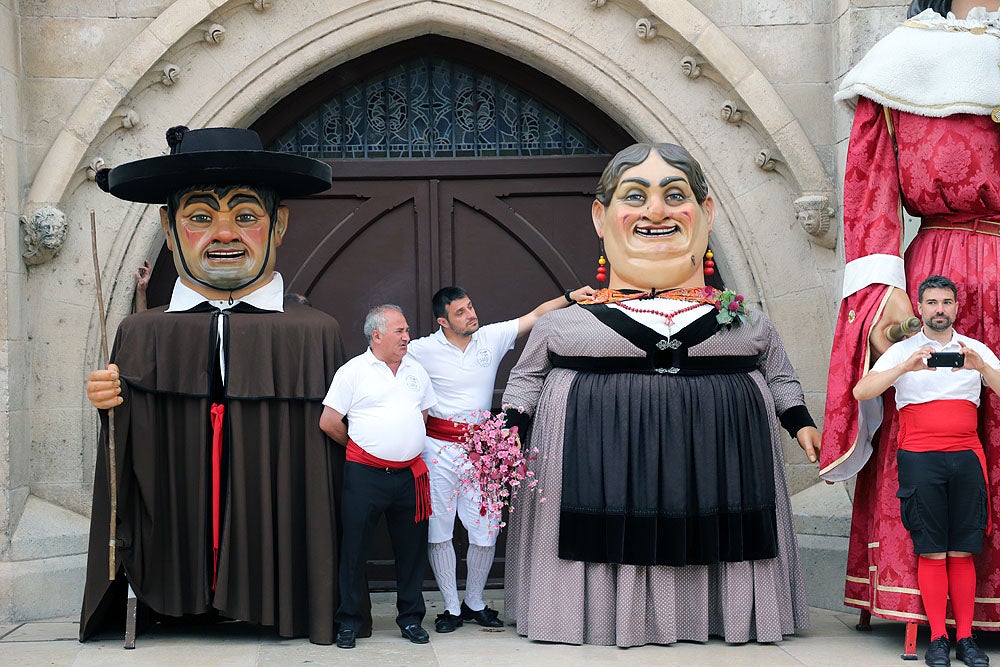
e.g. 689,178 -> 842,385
320,304 -> 437,649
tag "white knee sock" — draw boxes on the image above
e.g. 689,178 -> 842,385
463,543 -> 496,611
428,540 -> 460,615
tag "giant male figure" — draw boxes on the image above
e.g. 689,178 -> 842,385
82,126 -> 364,644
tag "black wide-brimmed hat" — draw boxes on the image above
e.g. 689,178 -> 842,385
98,126 -> 332,204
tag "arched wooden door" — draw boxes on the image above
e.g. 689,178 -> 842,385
146,36 -> 634,589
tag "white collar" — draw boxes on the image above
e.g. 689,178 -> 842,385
363,346 -> 412,370
836,8 -> 1000,116
166,272 -> 285,312
431,326 -> 477,350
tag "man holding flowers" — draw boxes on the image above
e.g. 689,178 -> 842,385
406,285 -> 592,633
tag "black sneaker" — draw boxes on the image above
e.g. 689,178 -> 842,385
460,601 -> 504,628
401,623 -> 430,644
335,628 -> 356,649
926,635 -> 952,667
956,636 -> 990,667
435,611 -> 463,633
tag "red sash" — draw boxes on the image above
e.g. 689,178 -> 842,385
899,399 -> 990,533
426,415 -> 469,443
209,403 -> 225,591
346,439 -> 431,523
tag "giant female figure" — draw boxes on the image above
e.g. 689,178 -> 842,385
501,143 -> 820,646
820,0 -> 1000,631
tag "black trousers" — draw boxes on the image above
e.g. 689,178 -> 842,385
336,461 -> 428,631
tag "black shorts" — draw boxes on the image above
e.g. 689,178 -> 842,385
896,449 -> 987,554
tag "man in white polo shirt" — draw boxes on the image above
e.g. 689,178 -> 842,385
854,275 -> 1000,667
407,284 -> 592,633
320,304 -> 437,650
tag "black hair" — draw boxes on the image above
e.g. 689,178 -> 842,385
432,286 -> 469,321
907,0 -> 951,18
918,274 -> 958,301
595,143 -> 710,206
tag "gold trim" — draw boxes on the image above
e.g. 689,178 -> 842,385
820,282 -> 893,479
868,542 -> 880,548
845,597 -> 871,607
847,575 -> 870,584
878,584 -> 921,595
921,224 -> 1000,238
858,83 -> 997,112
873,605 -> 928,622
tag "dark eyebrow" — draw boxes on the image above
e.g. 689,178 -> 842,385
184,194 -> 221,210
620,177 -> 650,187
660,176 -> 686,187
228,194 -> 265,207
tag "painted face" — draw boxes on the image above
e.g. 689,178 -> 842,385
160,188 -> 287,296
372,309 -> 411,366
441,297 -> 479,337
592,152 -> 714,291
919,287 -> 959,333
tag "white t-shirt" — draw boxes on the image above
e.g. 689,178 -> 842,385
871,329 -> 1000,410
407,319 -> 518,423
323,348 -> 437,461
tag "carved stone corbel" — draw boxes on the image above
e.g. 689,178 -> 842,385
203,23 -> 226,44
680,56 -> 702,79
251,0 -> 273,10
794,194 -> 838,249
588,0 -> 607,7
85,157 -> 106,182
755,148 -> 783,172
21,205 -> 68,266
720,100 -> 742,124
635,18 -> 657,40
113,107 -> 140,130
159,63 -> 181,86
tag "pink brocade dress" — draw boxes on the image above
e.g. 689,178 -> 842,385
822,96 -> 1000,628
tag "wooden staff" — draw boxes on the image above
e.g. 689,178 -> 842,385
90,210 -> 118,581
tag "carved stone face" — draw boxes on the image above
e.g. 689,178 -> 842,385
33,208 -> 68,250
591,152 -> 715,291
159,187 -> 287,298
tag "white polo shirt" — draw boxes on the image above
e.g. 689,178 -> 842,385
407,319 -> 518,423
323,348 -> 437,461
872,329 -> 1000,410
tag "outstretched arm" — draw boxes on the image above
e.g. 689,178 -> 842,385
516,286 -> 595,337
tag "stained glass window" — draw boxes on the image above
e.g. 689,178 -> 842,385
268,56 -> 603,158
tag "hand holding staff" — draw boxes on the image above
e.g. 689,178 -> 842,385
89,210 -> 118,581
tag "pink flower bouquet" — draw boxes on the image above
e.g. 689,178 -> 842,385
453,408 -> 538,534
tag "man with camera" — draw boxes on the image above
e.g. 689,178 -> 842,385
854,274 -> 1000,667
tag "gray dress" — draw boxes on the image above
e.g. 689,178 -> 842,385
501,302 -> 810,647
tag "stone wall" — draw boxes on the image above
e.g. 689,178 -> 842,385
0,0 -> 914,621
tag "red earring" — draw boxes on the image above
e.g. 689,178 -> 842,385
596,255 -> 607,284
704,249 -> 715,276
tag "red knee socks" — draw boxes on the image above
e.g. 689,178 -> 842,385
948,554 -> 977,640
918,556 -> 949,640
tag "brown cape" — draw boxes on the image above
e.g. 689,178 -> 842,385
80,301 -> 367,644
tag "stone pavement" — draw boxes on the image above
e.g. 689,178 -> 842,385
3,591 -> 998,667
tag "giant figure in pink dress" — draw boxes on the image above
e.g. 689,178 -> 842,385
821,0 -> 1000,629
